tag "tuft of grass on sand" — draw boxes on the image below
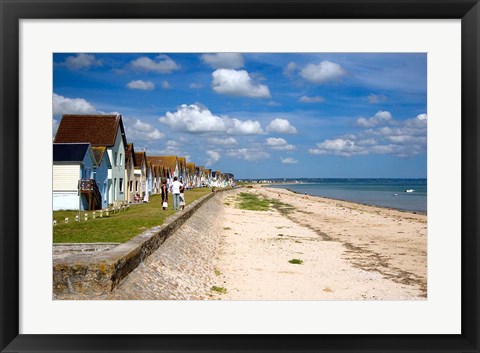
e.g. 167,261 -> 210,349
211,286 -> 227,294
53,188 -> 211,244
288,258 -> 304,265
236,193 -> 270,211
214,268 -> 222,276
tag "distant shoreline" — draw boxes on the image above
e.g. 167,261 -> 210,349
264,185 -> 427,216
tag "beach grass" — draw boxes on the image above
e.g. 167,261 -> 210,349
236,192 -> 295,214
236,192 -> 271,211
288,258 -> 304,265
53,188 -> 211,243
211,286 -> 227,294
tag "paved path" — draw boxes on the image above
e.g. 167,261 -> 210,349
104,192 -> 226,300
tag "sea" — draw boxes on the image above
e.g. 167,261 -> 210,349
267,178 -> 427,214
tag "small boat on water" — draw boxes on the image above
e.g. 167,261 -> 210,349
405,189 -> 415,193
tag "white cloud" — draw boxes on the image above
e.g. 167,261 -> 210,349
161,80 -> 171,89
356,111 -> 393,128
125,118 -> 165,141
309,138 -> 364,157
266,118 -> 297,134
53,93 -> 97,116
281,157 -> 298,164
265,137 -> 295,151
130,54 -> 180,73
212,69 -> 271,98
310,112 -> 427,158
299,95 -> 325,103
283,62 -> 298,77
205,150 -> 221,166
227,148 -> 270,162
126,80 -> 155,90
208,137 -> 237,145
159,104 -> 263,135
228,119 -> 263,135
300,61 -> 347,84
367,94 -> 388,104
201,53 -> 244,69
189,83 -> 203,89
62,53 -> 102,70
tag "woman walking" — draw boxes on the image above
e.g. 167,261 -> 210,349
161,179 -> 168,210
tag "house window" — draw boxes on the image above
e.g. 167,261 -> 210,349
120,153 -> 123,166
135,181 -> 139,192
119,178 -> 124,193
114,152 -> 118,166
129,181 -> 133,192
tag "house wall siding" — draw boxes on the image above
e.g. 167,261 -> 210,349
53,165 -> 80,190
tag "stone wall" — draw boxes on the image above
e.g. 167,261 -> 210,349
53,190 -> 227,297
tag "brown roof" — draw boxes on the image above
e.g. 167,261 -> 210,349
134,152 -> 146,168
54,114 -> 127,147
125,143 -> 137,166
146,156 -> 178,171
91,146 -> 108,166
186,162 -> 196,174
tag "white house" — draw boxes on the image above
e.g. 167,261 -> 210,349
53,143 -> 96,210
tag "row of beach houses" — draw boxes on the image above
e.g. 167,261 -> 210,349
53,114 -> 234,211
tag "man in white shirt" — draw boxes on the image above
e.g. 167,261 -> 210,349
170,176 -> 183,210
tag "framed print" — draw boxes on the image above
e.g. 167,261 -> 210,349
1,0 -> 479,352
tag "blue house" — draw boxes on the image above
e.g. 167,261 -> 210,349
92,146 -> 112,209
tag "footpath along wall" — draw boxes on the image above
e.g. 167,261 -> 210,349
53,189 -> 231,297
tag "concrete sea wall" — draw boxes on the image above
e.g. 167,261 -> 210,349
53,190 -> 222,297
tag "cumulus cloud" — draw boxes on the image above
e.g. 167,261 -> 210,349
53,93 -> 97,116
299,95 -> 325,103
208,137 -> 237,145
212,69 -> 271,98
309,138 -> 365,157
201,53 -> 244,69
159,104 -> 263,135
356,111 -> 393,128
300,60 -> 347,84
125,118 -> 165,141
265,137 -> 295,151
126,80 -> 155,90
266,118 -> 297,134
226,148 -> 270,162
130,54 -> 180,73
281,157 -> 298,164
367,94 -> 388,104
205,150 -> 221,166
310,112 -> 427,157
60,53 -> 102,70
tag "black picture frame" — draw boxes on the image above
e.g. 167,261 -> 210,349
1,1 -> 479,352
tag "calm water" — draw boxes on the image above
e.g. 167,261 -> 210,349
268,179 -> 427,213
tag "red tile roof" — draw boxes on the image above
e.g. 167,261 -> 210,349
54,114 -> 127,147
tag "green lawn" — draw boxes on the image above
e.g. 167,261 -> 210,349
53,188 -> 211,243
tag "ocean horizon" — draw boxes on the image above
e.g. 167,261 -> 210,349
263,178 -> 427,213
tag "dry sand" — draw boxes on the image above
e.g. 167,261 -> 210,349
212,186 -> 427,300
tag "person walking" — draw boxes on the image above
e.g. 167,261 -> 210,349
179,183 -> 186,210
170,176 -> 183,211
160,179 -> 168,210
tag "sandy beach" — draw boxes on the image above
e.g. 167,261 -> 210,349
81,184 -> 427,300
212,185 -> 427,300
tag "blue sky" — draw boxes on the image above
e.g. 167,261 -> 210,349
53,52 -> 427,179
